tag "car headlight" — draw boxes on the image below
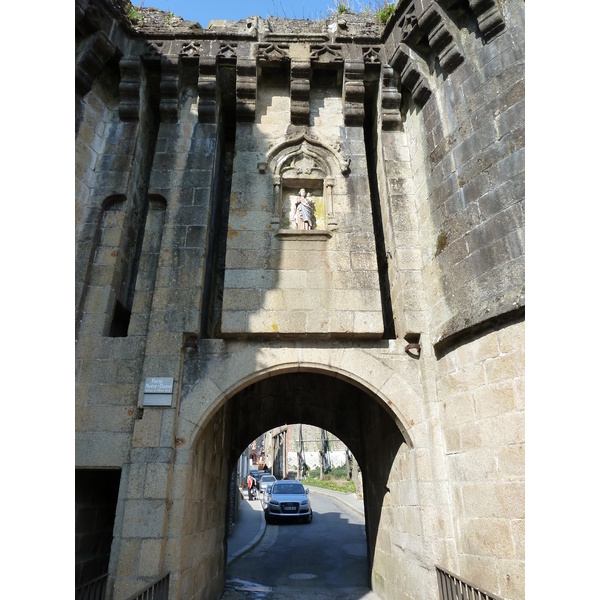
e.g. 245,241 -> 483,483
270,499 -> 279,505
301,500 -> 308,505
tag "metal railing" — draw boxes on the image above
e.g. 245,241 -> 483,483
124,573 -> 170,600
75,573 -> 108,600
436,566 -> 503,600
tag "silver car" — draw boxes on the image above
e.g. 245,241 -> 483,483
264,480 -> 312,524
258,474 -> 277,497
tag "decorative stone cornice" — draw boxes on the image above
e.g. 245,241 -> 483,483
217,42 -> 238,65
362,46 -> 382,64
256,43 -> 290,64
310,44 -> 344,64
118,56 -> 141,121
179,41 -> 205,59
381,0 -> 505,105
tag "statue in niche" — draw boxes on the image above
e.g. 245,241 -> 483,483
289,188 -> 315,230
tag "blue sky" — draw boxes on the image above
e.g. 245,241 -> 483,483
137,0 -> 384,27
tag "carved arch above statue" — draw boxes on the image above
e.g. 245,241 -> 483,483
261,133 -> 349,235
265,132 -> 350,178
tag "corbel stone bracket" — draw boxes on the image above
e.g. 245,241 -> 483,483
290,59 -> 311,125
160,55 -> 181,122
197,57 -> 217,123
437,0 -> 505,42
76,30 -> 117,97
236,58 -> 257,122
343,60 -> 365,126
414,0 -> 464,74
388,43 -> 431,107
381,65 -> 402,131
466,0 -> 506,41
119,56 -> 142,121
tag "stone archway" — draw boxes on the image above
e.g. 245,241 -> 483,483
167,344 -> 435,600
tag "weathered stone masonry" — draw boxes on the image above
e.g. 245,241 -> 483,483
75,1 -> 524,599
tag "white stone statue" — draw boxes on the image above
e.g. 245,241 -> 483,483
290,188 -> 314,230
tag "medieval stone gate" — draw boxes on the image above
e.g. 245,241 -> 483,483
75,0 -> 525,598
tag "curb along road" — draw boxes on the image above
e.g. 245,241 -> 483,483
227,491 -> 267,566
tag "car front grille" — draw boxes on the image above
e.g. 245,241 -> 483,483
280,502 -> 299,513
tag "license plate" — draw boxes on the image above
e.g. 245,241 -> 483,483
283,506 -> 296,512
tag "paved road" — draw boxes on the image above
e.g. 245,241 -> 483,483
223,491 -> 380,599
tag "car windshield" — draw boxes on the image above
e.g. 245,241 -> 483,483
272,483 -> 305,495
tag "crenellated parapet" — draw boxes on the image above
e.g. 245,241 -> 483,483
76,0 -> 509,133
101,1 -> 506,128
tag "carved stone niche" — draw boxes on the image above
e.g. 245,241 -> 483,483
263,133 -> 350,238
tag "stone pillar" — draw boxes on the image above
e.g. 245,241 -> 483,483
108,55 -> 222,598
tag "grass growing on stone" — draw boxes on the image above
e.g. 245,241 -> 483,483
375,2 -> 396,23
303,476 -> 356,494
